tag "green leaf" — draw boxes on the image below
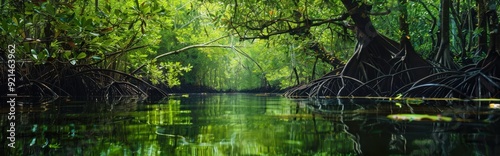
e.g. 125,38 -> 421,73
114,9 -> 121,16
30,138 -> 36,146
38,51 -> 46,60
31,49 -> 38,59
63,51 -> 72,59
91,55 -> 102,60
76,52 -> 87,59
45,3 -> 56,15
84,18 -> 93,27
59,13 -> 75,23
43,48 -> 50,57
32,124 -> 38,132
89,32 -> 100,36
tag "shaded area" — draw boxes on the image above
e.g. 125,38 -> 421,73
0,62 -> 167,102
284,1 -> 500,99
306,98 -> 500,155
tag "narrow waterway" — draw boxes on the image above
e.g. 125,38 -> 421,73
1,93 -> 499,155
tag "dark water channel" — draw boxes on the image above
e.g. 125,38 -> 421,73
1,93 -> 500,155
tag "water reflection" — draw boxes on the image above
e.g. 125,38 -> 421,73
308,98 -> 500,155
1,94 -> 499,155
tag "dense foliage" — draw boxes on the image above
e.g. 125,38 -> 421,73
1,0 -> 500,98
218,0 -> 500,98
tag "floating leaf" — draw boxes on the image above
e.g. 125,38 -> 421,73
489,103 -> 500,109
406,98 -> 424,105
395,102 -> 402,108
387,114 -> 452,122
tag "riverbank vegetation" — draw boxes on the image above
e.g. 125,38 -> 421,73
1,0 -> 499,100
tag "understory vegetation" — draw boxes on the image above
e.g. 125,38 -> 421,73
1,0 -> 499,100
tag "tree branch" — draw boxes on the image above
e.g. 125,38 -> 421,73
131,35 -> 232,75
237,14 -> 349,40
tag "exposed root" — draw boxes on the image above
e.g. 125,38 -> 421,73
285,34 -> 499,99
0,62 -> 167,102
405,68 -> 500,98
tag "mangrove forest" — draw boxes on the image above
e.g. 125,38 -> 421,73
1,0 -> 500,99
2,0 -> 500,155
1,0 -> 500,100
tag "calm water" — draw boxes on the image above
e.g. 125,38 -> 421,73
1,93 -> 500,155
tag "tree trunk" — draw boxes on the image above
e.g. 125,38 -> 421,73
451,0 -> 472,65
399,0 -> 409,42
341,1 -> 378,41
434,0 -> 458,69
293,66 -> 300,85
311,56 -> 319,81
476,0 -> 489,55
394,0 -> 432,89
338,0 -> 399,95
287,0 -> 433,97
478,4 -> 499,77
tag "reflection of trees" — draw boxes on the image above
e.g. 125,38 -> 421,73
1,97 -> 144,155
308,99 -> 500,155
160,94 -> 362,155
4,95 -> 498,155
